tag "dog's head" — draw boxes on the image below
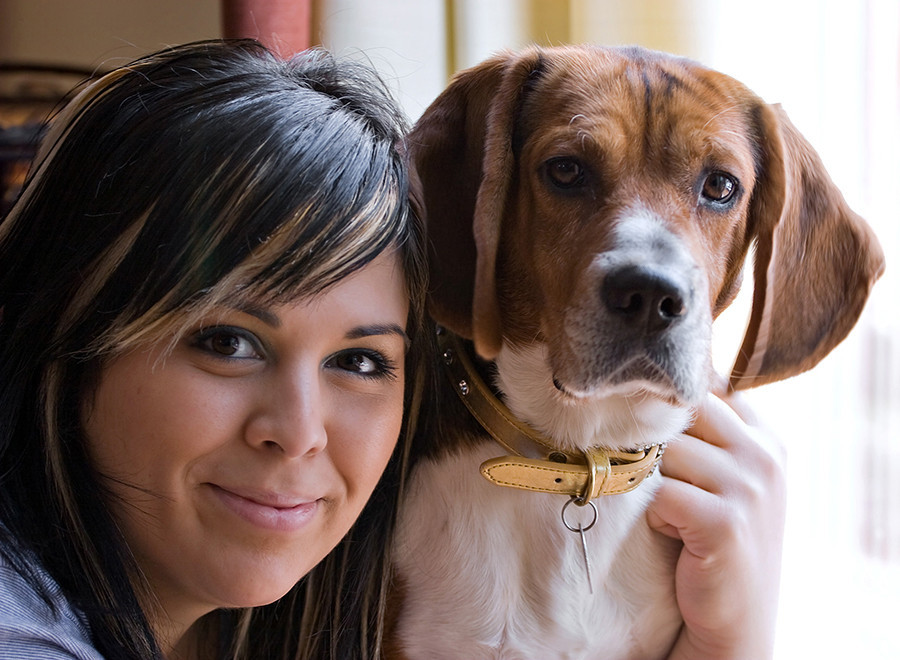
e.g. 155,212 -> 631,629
410,45 -> 883,442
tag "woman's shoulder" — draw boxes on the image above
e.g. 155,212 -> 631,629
0,541 -> 104,659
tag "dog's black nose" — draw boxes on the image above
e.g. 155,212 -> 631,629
602,265 -> 689,334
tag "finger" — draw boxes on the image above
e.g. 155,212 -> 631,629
688,393 -> 786,469
686,393 -> 747,449
718,389 -> 760,427
646,475 -> 726,556
708,393 -> 787,474
657,433 -> 734,494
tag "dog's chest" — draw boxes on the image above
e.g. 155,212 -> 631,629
392,443 -> 682,660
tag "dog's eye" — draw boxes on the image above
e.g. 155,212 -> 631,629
701,172 -> 738,204
545,157 -> 585,189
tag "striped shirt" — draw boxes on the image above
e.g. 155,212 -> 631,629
0,550 -> 103,659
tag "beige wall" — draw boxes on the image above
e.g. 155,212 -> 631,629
0,0 -> 221,69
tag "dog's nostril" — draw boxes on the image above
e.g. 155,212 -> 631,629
602,265 -> 689,333
659,295 -> 684,319
619,293 -> 644,315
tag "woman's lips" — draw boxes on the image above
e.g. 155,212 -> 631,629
208,484 -> 319,532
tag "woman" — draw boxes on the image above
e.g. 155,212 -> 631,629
0,40 -> 427,659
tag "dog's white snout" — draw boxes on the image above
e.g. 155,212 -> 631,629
601,264 -> 691,335
552,209 -> 712,403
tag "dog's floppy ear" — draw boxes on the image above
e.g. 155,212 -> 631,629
408,48 -> 545,360
730,103 -> 884,390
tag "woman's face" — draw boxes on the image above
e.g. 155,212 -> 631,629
82,251 -> 409,631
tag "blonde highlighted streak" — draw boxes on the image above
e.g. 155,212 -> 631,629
50,214 -> 151,358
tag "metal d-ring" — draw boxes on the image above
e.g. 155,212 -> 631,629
561,495 -> 598,533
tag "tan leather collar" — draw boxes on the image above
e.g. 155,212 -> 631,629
437,327 -> 664,503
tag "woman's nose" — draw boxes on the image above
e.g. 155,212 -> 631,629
243,370 -> 328,458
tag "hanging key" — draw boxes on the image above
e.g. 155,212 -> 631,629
561,495 -> 598,594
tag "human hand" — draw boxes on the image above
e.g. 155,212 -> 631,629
647,391 -> 787,660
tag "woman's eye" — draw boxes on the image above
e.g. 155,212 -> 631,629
193,327 -> 262,360
328,350 -> 397,380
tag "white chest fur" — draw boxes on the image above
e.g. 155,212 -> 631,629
392,442 -> 683,660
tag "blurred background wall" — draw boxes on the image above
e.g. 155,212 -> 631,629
2,1 -> 898,657
0,0 -> 220,67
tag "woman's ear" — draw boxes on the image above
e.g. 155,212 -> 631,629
730,103 -> 884,390
408,48 -> 545,360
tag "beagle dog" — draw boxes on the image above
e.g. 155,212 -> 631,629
388,46 -> 884,659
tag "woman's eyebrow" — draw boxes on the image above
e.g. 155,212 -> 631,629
347,324 -> 410,348
233,303 -> 281,328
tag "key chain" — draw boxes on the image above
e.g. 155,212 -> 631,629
561,495 -> 598,594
